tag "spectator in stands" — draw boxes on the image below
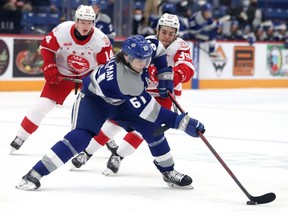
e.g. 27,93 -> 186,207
143,0 -> 163,28
148,2 -> 177,31
264,23 -> 275,41
224,20 -> 243,40
2,0 -> 31,11
255,25 -> 266,41
146,2 -> 188,37
89,0 -> 116,45
132,1 -> 144,35
231,0 -> 262,31
274,23 -> 288,42
183,2 -> 219,56
216,22 -> 225,40
29,0 -> 58,13
174,0 -> 199,18
3,0 -> 22,11
102,0 -> 114,22
242,24 -> 256,45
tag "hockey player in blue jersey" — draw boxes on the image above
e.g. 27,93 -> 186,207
15,35 -> 205,190
89,0 -> 116,44
182,2 -> 219,57
70,31 -> 173,167
70,14 -> 196,174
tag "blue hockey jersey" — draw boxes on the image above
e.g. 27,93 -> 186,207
95,13 -> 116,44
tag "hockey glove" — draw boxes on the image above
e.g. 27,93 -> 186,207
174,113 -> 205,137
247,36 -> 255,46
157,67 -> 174,98
43,63 -> 61,84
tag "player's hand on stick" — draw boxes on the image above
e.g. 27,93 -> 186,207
157,67 -> 174,98
174,113 -> 205,137
43,63 -> 61,84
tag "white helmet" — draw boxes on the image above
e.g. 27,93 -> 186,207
75,5 -> 96,21
157,13 -> 180,35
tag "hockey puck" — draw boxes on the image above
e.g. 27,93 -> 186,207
246,200 -> 257,205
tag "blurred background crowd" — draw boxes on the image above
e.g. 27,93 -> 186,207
0,0 -> 287,45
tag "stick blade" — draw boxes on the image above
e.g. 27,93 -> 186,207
250,192 -> 276,204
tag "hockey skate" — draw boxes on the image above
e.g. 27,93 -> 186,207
10,136 -> 25,154
106,140 -> 118,154
102,153 -> 122,176
71,150 -> 92,169
15,170 -> 41,190
162,170 -> 193,189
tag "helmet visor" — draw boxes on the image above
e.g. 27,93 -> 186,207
128,56 -> 152,72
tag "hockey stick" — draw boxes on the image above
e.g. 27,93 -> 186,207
30,26 -> 46,34
61,77 -> 83,83
155,92 -> 276,205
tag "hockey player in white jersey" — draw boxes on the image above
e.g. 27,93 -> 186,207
10,5 -> 113,153
9,5 -> 113,154
15,35 -> 205,190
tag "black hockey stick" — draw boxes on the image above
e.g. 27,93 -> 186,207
61,77 -> 83,83
156,92 -> 276,205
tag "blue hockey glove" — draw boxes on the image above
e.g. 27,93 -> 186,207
174,113 -> 205,137
247,36 -> 255,46
157,67 -> 174,98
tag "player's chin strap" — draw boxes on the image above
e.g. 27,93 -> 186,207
154,92 -> 276,205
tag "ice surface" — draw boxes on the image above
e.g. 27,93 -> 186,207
1,88 -> 287,216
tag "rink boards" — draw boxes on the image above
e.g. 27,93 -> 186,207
0,34 -> 287,91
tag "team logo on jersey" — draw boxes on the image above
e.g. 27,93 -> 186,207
67,54 -> 89,74
63,42 -> 72,46
178,40 -> 189,49
103,36 -> 110,46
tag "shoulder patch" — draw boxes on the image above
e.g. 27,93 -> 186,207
102,35 -> 110,46
178,39 -> 189,49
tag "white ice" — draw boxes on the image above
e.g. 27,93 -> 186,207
1,88 -> 287,216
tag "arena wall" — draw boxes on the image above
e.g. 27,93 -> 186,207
0,35 -> 287,91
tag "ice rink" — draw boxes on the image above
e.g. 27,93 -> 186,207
1,88 -> 287,216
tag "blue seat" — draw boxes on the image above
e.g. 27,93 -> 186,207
264,8 -> 288,20
50,0 -> 62,8
21,11 -> 61,34
22,12 -> 49,25
49,13 -> 61,25
268,3 -> 288,9
71,0 -> 81,9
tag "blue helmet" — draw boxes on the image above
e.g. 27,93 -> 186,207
162,3 -> 176,14
201,3 -> 213,11
89,0 -> 101,6
122,35 -> 152,60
